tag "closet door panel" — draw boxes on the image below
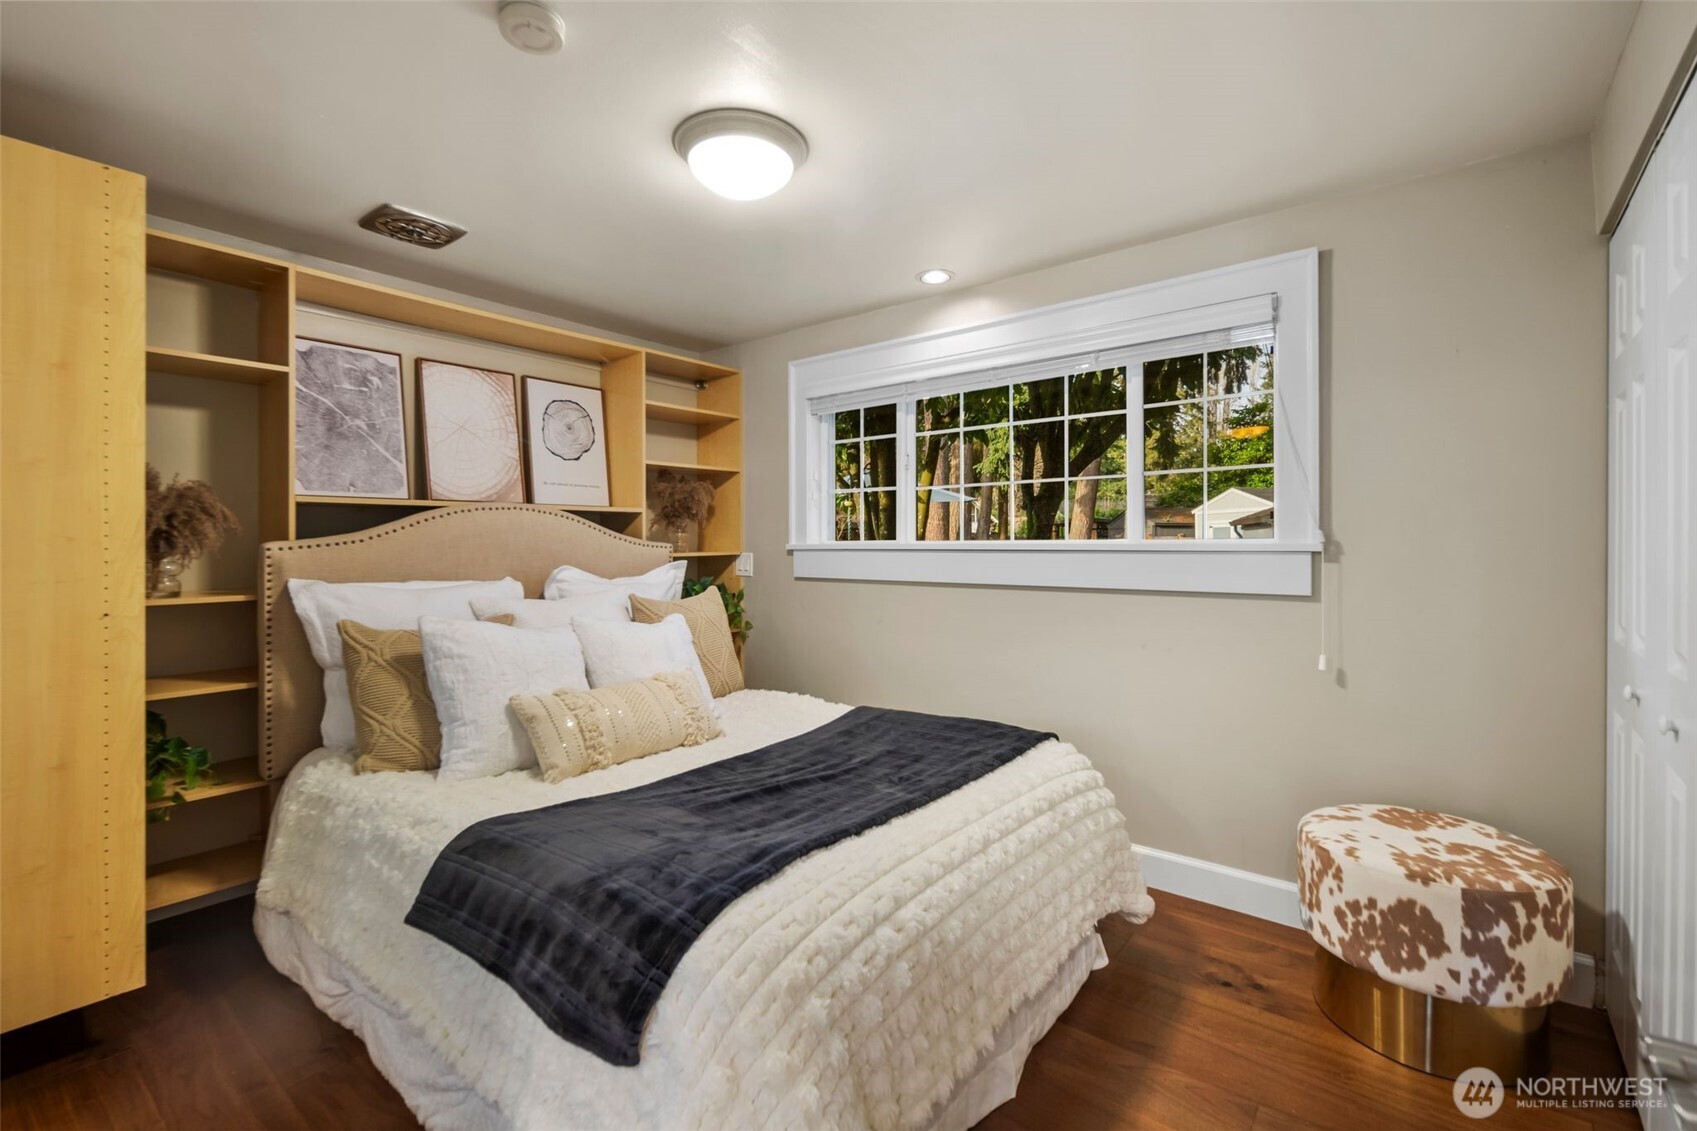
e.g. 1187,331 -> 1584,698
1658,90 -> 1696,1049
0,137 -> 147,1030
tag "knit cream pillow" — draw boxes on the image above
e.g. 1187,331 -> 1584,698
509,671 -> 721,783
628,590 -> 744,697
340,614 -> 513,774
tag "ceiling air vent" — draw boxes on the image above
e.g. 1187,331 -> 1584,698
358,204 -> 467,249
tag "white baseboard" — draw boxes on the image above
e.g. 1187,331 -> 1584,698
1130,842 -> 1599,1009
1131,842 -> 1303,929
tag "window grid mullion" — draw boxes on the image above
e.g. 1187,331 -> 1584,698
897,400 -> 915,545
1129,383 -> 1145,542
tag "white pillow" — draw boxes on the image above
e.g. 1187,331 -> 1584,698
543,560 -> 685,604
287,577 -> 523,750
419,617 -> 591,782
571,613 -> 717,715
470,589 -> 631,629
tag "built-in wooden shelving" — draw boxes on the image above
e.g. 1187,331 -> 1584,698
645,400 -> 739,427
143,667 -> 260,702
295,495 -> 643,516
145,347 -> 290,384
145,840 -> 265,913
145,589 -> 257,607
143,230 -> 285,918
295,267 -> 636,366
146,756 -> 266,811
147,229 -> 290,289
642,353 -> 739,383
647,459 -> 740,478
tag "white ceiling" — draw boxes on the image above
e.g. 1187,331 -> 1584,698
1,2 -> 1636,350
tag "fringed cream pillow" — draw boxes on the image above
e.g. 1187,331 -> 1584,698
509,671 -> 721,783
628,590 -> 744,697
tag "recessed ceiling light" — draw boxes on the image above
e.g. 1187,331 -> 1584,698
672,109 -> 808,201
917,268 -> 954,286
497,1 -> 565,54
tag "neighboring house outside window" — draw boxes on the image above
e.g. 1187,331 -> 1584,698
788,249 -> 1320,596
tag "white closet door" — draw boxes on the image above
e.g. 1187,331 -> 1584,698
1608,80 -> 1697,1130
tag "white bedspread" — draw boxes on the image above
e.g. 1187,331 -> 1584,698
257,690 -> 1152,1131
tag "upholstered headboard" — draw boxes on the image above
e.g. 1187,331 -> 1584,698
259,504 -> 672,781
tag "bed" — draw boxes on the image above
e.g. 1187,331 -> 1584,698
253,504 -> 1153,1131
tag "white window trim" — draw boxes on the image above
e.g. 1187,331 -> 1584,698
786,248 -> 1321,596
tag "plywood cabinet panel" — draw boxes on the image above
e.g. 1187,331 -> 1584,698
1,137 -> 148,1029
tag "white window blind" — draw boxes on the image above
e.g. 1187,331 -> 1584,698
805,294 -> 1276,416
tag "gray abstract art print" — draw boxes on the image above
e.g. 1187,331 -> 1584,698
294,339 -> 409,498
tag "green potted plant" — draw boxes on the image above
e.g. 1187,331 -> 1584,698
146,709 -> 215,822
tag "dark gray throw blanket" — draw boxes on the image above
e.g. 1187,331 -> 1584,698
405,705 -> 1054,1066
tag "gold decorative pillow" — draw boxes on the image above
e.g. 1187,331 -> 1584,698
628,590 -> 744,697
509,671 -> 722,784
339,614 -> 513,774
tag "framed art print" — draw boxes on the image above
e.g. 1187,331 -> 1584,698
293,338 -> 409,499
522,376 -> 610,506
416,358 -> 524,502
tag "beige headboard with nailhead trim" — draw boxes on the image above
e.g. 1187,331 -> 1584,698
259,504 -> 673,781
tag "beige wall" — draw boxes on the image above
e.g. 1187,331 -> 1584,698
716,139 -> 1610,954
1591,0 -> 1697,232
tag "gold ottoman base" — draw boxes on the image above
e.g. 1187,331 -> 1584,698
1313,945 -> 1551,1081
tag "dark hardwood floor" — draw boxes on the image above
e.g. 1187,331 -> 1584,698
1,890 -> 1635,1130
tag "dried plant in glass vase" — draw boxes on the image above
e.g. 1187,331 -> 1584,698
650,470 -> 715,552
145,464 -> 240,598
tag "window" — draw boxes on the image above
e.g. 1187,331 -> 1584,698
908,368 -> 1129,543
1144,345 -> 1275,540
832,402 -> 898,541
788,250 -> 1319,595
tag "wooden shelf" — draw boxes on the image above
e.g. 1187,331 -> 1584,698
644,352 -> 739,383
646,400 -> 740,426
146,347 -> 289,384
146,757 -> 266,811
294,495 -> 643,515
296,266 -> 639,367
145,589 -> 257,607
144,667 -> 260,702
646,459 -> 740,478
145,840 -> 265,912
147,229 -> 289,289
673,550 -> 741,558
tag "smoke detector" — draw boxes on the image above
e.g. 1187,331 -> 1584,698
358,204 -> 467,250
497,1 -> 565,54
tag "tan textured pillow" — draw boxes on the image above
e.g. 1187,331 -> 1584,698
339,614 -> 513,774
509,671 -> 722,784
628,590 -> 744,697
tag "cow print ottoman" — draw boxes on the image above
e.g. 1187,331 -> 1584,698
1297,804 -> 1575,1080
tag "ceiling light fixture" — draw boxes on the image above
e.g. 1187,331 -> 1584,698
672,108 -> 808,201
497,0 -> 565,55
917,268 -> 954,285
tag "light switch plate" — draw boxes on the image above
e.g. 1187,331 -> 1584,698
735,552 -> 753,577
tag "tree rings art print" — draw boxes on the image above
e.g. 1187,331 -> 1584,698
417,359 -> 524,502
522,376 -> 609,506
